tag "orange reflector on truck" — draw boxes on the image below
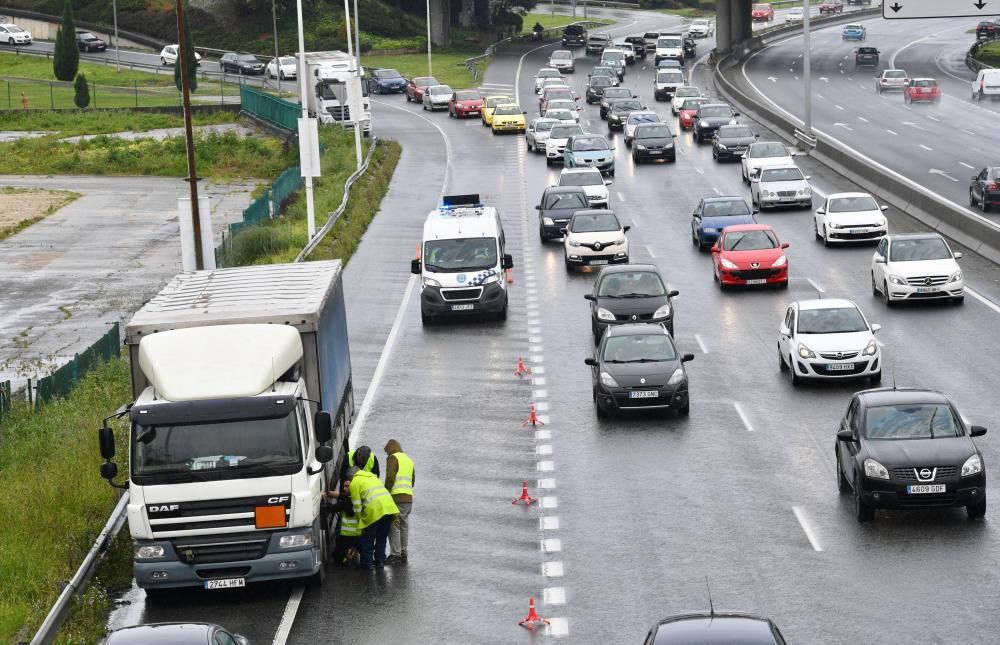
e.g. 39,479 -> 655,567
255,505 -> 287,529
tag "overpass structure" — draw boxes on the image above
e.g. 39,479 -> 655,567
714,0 -> 756,55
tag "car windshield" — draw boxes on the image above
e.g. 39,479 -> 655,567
572,137 -> 609,151
682,99 -> 708,110
494,105 -> 521,115
889,238 -> 951,261
829,195 -> 878,212
693,19 -> 709,26
591,78 -> 613,88
637,124 -> 672,138
864,404 -> 961,440
613,101 -> 642,112
598,271 -> 667,297
723,229 -> 778,251
797,307 -> 868,333
455,90 -> 480,100
603,88 -> 632,99
675,87 -> 701,98
414,77 -> 438,86
761,167 -> 804,182
570,212 -> 620,232
546,109 -> 574,121
8,26 -> 25,33
560,172 -> 602,187
750,142 -> 787,157
238,54 -> 258,63
544,192 -> 588,209
378,69 -> 402,78
603,52 -> 624,62
720,126 -> 754,138
547,90 -> 574,101
604,334 -> 676,362
535,120 -> 556,132
547,100 -> 574,110
913,79 -> 937,87
754,4 -> 770,9
565,26 -> 583,34
656,72 -> 684,83
79,32 -> 97,40
423,237 -> 498,272
551,125 -> 583,138
644,33 -> 659,39
885,70 -> 906,78
703,200 -> 750,216
486,96 -> 512,107
657,38 -> 681,48
628,113 -> 660,125
551,51 -> 572,59
699,106 -> 733,118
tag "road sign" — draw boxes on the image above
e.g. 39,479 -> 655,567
884,0 -> 994,19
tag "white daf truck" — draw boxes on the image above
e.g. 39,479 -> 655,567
98,261 -> 354,591
299,50 -> 371,135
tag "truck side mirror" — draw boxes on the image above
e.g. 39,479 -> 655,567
502,254 -> 514,270
100,462 -> 118,481
314,411 -> 332,443
314,445 -> 334,463
411,258 -> 422,275
99,425 -> 116,460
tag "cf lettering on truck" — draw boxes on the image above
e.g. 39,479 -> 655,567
97,261 -> 355,591
410,194 -> 514,325
300,51 -> 372,135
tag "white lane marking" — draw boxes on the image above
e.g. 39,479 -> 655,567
515,40 -> 563,105
537,478 -> 557,489
963,129 -> 976,136
540,516 -> 560,530
834,104 -> 844,110
959,162 -> 975,169
694,333 -> 708,354
535,430 -> 551,440
543,587 -> 567,605
792,506 -> 824,552
536,444 -> 553,456
695,167 -> 704,175
807,278 -> 825,294
542,561 -> 564,577
712,186 -> 721,196
733,402 -> 754,432
537,460 -> 555,472
533,389 -> 548,399
541,538 -> 562,553
617,191 -> 626,202
926,115 -> 940,122
968,287 -> 1000,315
857,116 -> 869,123
541,496 -> 558,508
645,245 -> 656,258
546,617 -> 570,637
919,144 -> 933,151
886,129 -> 898,135
271,586 -> 304,645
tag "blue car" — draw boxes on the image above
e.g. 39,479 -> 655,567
690,196 -> 756,250
368,68 -> 407,94
563,134 -> 616,176
841,24 -> 866,41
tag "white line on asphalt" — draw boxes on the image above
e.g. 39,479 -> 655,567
547,617 -> 570,637
792,506 -> 823,552
537,478 -> 557,489
733,402 -> 754,432
857,116 -> 869,122
617,191 -> 626,202
960,162 -> 975,169
886,129 -> 898,135
835,104 -> 844,110
807,278 -> 825,294
542,561 -> 564,577
535,429 -> 551,440
919,144 -> 933,151
968,287 -> 1000,315
541,538 -> 562,553
645,245 -> 656,258
541,496 -> 558,508
962,129 -> 977,136
543,587 -> 567,605
926,115 -> 939,122
271,586 -> 304,645
537,444 -> 553,456
537,460 -> 555,472
694,333 -> 708,354
540,516 -> 560,530
695,167 -> 704,175
712,186 -> 721,195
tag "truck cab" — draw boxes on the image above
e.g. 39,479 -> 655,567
300,51 -> 372,135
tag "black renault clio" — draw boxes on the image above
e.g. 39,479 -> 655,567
585,264 -> 678,342
835,388 -> 987,522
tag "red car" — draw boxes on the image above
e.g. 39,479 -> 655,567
711,224 -> 789,289
678,97 -> 708,130
904,78 -> 941,104
819,1 -> 843,14
449,89 -> 484,118
405,76 -> 438,103
751,3 -> 774,21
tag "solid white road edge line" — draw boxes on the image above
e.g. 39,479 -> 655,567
792,505 -> 824,552
271,586 -> 304,645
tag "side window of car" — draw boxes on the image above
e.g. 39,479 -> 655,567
876,238 -> 886,256
981,169 -> 989,181
788,309 -> 796,334
213,630 -> 238,645
845,398 -> 859,433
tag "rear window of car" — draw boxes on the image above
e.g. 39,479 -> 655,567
565,25 -> 584,34
551,125 -> 583,138
414,77 -> 437,85
656,72 -> 684,83
455,90 -> 479,100
884,70 -> 906,78
913,79 -> 937,87
704,200 -> 750,216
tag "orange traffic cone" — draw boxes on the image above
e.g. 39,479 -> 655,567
518,597 -> 550,630
522,404 -> 544,427
512,481 -> 537,505
514,356 -> 531,378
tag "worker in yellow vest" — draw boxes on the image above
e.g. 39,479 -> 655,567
349,462 -> 399,570
323,469 -> 361,566
341,445 -> 379,480
383,439 -> 414,565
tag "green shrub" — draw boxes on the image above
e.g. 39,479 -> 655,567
73,73 -> 90,108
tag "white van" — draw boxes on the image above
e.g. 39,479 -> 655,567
654,33 -> 685,65
972,68 -> 1000,101
411,194 -> 513,324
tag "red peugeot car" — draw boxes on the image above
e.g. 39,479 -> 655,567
751,3 -> 774,22
405,76 -> 438,103
711,224 -> 789,289
449,89 -> 484,118
678,97 -> 708,130
904,78 -> 941,104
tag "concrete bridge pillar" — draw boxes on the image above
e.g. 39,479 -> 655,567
430,0 -> 450,47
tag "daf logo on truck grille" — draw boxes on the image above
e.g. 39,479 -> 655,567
148,504 -> 180,513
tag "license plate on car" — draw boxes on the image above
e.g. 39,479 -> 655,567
629,390 -> 658,399
451,304 -> 474,311
828,363 -> 855,371
907,484 -> 946,494
745,279 -> 767,285
205,578 -> 245,590
647,150 -> 661,154
916,287 -> 938,294
589,259 -> 609,265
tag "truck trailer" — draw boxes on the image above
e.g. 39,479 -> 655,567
98,261 -> 354,590
298,50 -> 372,135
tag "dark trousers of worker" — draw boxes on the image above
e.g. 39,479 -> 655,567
332,535 -> 359,566
359,515 -> 394,568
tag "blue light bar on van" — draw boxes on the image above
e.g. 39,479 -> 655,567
441,194 -> 482,209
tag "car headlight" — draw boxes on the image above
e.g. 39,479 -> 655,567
700,120 -> 709,127
664,143 -> 674,149
600,371 -> 620,388
636,144 -> 647,150
667,367 -> 685,385
798,187 -> 811,196
543,217 -> 554,225
826,221 -> 839,229
279,533 -> 314,549
596,307 -> 616,321
136,545 -> 165,559
613,237 -> 627,246
876,219 -> 887,228
653,303 -> 672,319
797,343 -> 815,359
771,255 -> 787,268
716,144 -> 728,150
720,257 -> 738,270
862,339 -> 878,356
888,274 -> 906,286
568,239 -> 582,247
962,454 -> 983,477
480,274 -> 500,285
863,458 -> 890,480
422,277 -> 441,287
764,190 -> 775,198
949,271 -> 963,283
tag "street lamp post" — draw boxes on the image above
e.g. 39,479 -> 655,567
343,0 -> 362,167
802,0 -> 812,140
272,0 -> 280,83
426,0 -> 432,76
295,0 -> 318,238
353,0 -> 361,72
112,0 -> 120,72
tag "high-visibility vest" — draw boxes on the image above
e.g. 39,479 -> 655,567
349,470 -> 399,530
389,452 -> 414,496
338,510 -> 361,537
348,450 -> 374,473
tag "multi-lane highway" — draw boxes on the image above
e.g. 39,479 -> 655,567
101,5 -> 1000,644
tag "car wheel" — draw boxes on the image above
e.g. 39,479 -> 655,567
406,94 -> 411,102
778,347 -> 788,372
609,169 -> 615,178
539,227 -> 548,243
161,57 -> 167,66
497,299 -> 508,322
742,170 -> 749,184
564,257 -> 573,272
280,71 -> 286,80
837,451 -> 851,493
967,497 -> 987,519
790,356 -> 801,386
632,153 -> 640,164
970,189 -> 977,208
854,475 -> 875,522
822,226 -> 831,247
883,282 -> 896,308
980,193 -> 990,212
546,157 -> 553,166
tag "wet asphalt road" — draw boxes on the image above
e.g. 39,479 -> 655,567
111,8 -> 1000,645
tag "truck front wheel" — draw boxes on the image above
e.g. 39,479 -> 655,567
307,528 -> 327,586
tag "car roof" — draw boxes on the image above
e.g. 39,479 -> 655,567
599,263 -> 659,276
702,196 -> 745,203
424,201 -> 499,239
856,387 -> 951,407
910,77 -> 936,81
105,623 -> 216,645
795,298 -> 858,311
826,191 -> 871,199
572,208 -> 618,218
654,613 -> 777,643
723,223 -> 772,233
605,322 -> 669,337
887,232 -> 944,242
545,185 -> 588,194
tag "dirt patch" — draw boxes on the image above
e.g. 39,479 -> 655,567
0,188 -> 79,239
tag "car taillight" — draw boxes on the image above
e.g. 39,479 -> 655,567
988,182 -> 999,191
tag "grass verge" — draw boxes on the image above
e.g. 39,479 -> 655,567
0,357 -> 133,644
0,108 -> 234,136
219,128 -> 401,267
523,12 -> 614,30
363,46 -> 487,89
1,51 -> 178,86
976,42 -> 1000,66
0,187 -> 80,241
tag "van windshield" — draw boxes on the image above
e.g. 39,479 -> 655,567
424,237 -> 498,272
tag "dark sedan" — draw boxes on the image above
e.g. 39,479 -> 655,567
368,68 -> 406,94
76,31 -> 106,52
104,622 -> 250,645
607,99 -> 644,132
693,103 -> 739,143
643,613 -> 788,644
691,196 -> 756,250
599,87 -> 635,118
220,52 -> 264,75
970,165 -> 1000,212
836,388 -> 987,522
537,186 -> 589,242
585,264 -> 679,341
632,123 -> 676,163
855,46 -> 880,67
624,35 -> 646,58
712,124 -> 757,162
585,76 -> 615,103
585,323 -> 693,418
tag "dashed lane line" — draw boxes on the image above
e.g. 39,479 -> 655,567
733,402 -> 755,432
792,506 -> 824,552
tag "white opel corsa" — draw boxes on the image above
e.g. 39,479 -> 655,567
778,299 -> 883,385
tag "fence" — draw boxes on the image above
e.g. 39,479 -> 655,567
240,85 -> 300,131
33,323 -> 121,405
215,163 -> 303,263
0,380 -> 10,415
1,76 -> 242,111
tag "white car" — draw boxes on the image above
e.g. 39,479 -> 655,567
543,108 -> 578,125
266,56 -> 297,80
654,34 -> 684,64
871,233 -> 964,306
653,69 -> 686,102
559,167 -> 612,208
671,86 -> 702,114
564,209 -> 630,270
546,123 -> 585,164
534,68 -> 562,93
751,166 -> 812,210
741,141 -> 794,183
540,77 -> 569,94
688,19 -> 714,38
814,192 -> 888,246
623,111 -> 660,147
526,117 -> 560,153
422,84 -> 453,111
972,68 -> 1000,101
549,50 -> 575,73
160,45 -> 202,67
778,299 -> 883,384
618,42 -> 636,64
876,69 -> 908,93
785,7 -> 804,23
543,99 -> 579,120
0,23 -> 32,45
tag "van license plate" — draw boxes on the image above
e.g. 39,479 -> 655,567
205,578 -> 245,590
451,304 -> 474,311
907,484 -> 946,494
629,390 -> 658,399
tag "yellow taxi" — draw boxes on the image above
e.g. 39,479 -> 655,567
490,103 -> 527,135
481,95 -> 514,126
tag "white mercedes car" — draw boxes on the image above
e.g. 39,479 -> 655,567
871,233 -> 964,306
559,167 -> 612,208
751,166 -> 812,210
564,210 -> 630,270
778,299 -> 882,385
741,141 -> 794,183
814,192 -> 888,246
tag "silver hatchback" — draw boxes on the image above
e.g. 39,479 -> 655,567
876,69 -> 908,94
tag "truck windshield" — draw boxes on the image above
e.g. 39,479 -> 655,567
423,238 -> 498,272
132,413 -> 302,483
319,81 -> 345,101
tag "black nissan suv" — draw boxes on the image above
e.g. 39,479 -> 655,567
562,24 -> 586,47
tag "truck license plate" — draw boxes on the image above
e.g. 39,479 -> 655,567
828,363 -> 855,371
745,279 -> 767,285
907,484 -> 946,494
205,578 -> 245,590
451,304 -> 474,311
629,390 -> 658,399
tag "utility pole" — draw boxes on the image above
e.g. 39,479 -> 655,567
425,0 -> 432,76
112,0 -> 120,72
353,0 -> 361,72
344,0 -> 362,167
272,0 -> 280,84
175,0 -> 203,270
295,0 -> 317,238
802,0 -> 812,139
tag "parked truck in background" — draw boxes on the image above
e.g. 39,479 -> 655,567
98,261 -> 354,591
299,51 -> 372,135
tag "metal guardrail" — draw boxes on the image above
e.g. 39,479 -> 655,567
463,20 -> 608,80
543,0 -> 640,8
967,37 -> 996,73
